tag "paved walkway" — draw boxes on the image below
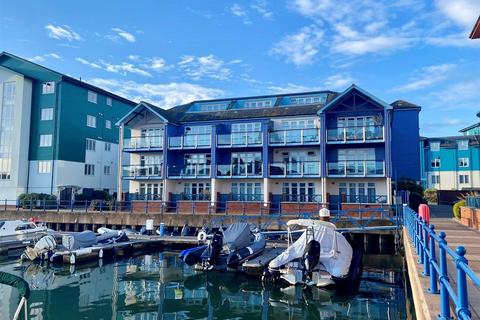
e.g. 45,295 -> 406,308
430,218 -> 480,319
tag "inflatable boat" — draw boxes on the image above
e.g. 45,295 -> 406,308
264,219 -> 362,291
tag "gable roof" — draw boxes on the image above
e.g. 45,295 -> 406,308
470,15 -> 480,39
0,51 -> 136,106
116,101 -> 170,126
390,100 -> 421,110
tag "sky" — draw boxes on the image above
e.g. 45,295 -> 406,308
1,0 -> 480,136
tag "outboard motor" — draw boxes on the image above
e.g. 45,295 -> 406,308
181,224 -> 189,237
206,231 -> 223,266
303,240 -> 321,278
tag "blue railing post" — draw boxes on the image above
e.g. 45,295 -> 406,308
422,220 -> 430,276
418,217 -> 424,265
428,225 -> 439,294
438,231 -> 451,320
455,246 -> 472,319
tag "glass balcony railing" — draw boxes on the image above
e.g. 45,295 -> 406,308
216,164 -> 263,177
327,160 -> 385,177
282,194 -> 322,203
339,194 -> 388,204
269,161 -> 320,177
180,193 -> 211,201
167,164 -> 211,178
168,134 -> 211,149
229,193 -> 264,201
122,164 -> 163,178
217,132 -> 263,147
327,125 -> 384,143
124,136 -> 163,150
269,128 -> 319,145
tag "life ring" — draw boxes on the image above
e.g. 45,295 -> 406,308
197,231 -> 207,242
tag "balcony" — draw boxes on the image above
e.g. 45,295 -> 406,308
168,164 -> 211,178
269,128 -> 320,146
123,164 -> 162,179
216,164 -> 263,178
168,134 -> 211,149
229,193 -> 264,201
338,194 -> 388,204
327,160 -> 385,177
123,136 -> 163,151
326,125 -> 384,143
269,161 -> 320,177
217,132 -> 263,148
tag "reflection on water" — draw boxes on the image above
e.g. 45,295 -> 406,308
0,253 -> 407,319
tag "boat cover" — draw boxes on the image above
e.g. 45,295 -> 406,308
269,224 -> 353,277
0,271 -> 30,298
222,222 -> 252,251
62,231 -> 97,250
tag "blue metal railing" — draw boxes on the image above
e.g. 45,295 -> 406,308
466,196 -> 480,209
403,205 -> 480,320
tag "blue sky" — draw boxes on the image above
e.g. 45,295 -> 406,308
1,0 -> 480,136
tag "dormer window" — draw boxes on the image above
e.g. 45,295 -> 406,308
457,140 -> 469,150
430,142 -> 440,152
244,100 -> 272,109
42,82 -> 55,94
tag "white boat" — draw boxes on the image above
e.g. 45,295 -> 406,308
0,220 -> 49,241
266,219 -> 358,289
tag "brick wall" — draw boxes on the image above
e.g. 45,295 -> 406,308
460,206 -> 480,230
177,201 -> 212,214
226,201 -> 269,215
280,202 -> 324,214
132,201 -> 164,214
340,203 -> 390,218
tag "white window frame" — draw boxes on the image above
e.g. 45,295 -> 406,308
459,174 -> 469,184
37,161 -> 51,174
104,165 -> 111,175
86,115 -> 97,128
457,140 -> 469,151
431,175 -> 440,184
431,158 -> 441,168
104,142 -> 111,152
42,82 -> 55,94
84,164 -> 95,176
41,108 -> 54,121
105,120 -> 111,129
459,157 -> 469,167
86,139 -> 96,151
106,97 -> 112,106
243,99 -> 273,109
430,142 -> 440,152
88,91 -> 98,104
39,134 -> 52,147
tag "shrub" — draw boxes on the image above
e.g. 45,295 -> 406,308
424,188 -> 438,204
453,200 -> 465,219
17,193 -> 57,208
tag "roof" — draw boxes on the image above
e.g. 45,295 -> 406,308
390,100 -> 421,110
423,135 -> 480,147
460,122 -> 480,132
0,51 -> 136,106
470,15 -> 480,39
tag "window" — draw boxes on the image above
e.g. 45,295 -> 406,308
86,139 -> 96,151
339,182 -> 381,203
459,157 -> 469,167
0,82 -> 15,180
104,142 -> 111,151
290,95 -> 326,105
459,174 -> 469,184
84,164 -> 95,176
243,99 -> 273,109
37,161 -> 51,174
39,134 -> 52,147
139,182 -> 163,200
104,165 -> 111,175
105,120 -> 111,129
282,182 -> 316,202
231,182 -> 262,201
191,103 -> 228,112
41,108 -> 54,121
430,142 -> 440,152
88,91 -> 97,104
231,152 -> 262,175
106,97 -> 112,106
86,115 -> 96,128
431,158 -> 441,168
183,182 -> 210,200
42,82 -> 55,94
431,175 -> 440,184
457,140 -> 469,150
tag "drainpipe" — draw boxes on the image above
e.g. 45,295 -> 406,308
116,124 -> 124,202
50,81 -> 61,196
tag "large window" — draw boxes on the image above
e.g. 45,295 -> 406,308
184,125 -> 211,147
86,115 -> 97,128
183,153 -> 210,175
88,91 -> 97,104
86,139 -> 96,151
0,82 -> 15,180
231,152 -> 262,175
139,182 -> 163,200
183,182 -> 210,200
84,164 -> 95,176
38,161 -> 51,174
339,182 -> 380,203
459,157 -> 469,167
282,182 -> 317,202
231,182 -> 262,201
42,82 -> 55,94
41,108 -> 54,121
39,134 -> 52,147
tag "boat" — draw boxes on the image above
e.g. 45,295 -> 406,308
265,219 -> 362,291
179,222 -> 266,271
0,220 -> 49,241
0,271 -> 30,320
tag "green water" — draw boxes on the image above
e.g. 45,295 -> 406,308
0,253 -> 407,319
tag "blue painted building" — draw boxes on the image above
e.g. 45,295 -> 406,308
117,85 -> 421,212
421,120 -> 480,191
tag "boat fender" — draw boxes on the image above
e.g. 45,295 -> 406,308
197,231 -> 207,242
99,249 -> 103,259
70,254 -> 76,265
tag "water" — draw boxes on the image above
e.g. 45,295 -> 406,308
0,253 -> 408,319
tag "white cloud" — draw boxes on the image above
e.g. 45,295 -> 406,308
230,4 -> 251,25
267,83 -> 322,94
76,57 -> 101,69
28,53 -> 61,63
28,56 -> 45,63
107,28 -> 136,43
251,0 -> 273,19
146,57 -> 169,71
45,53 -> 60,59
435,0 -> 480,29
178,55 -> 232,80
393,63 -> 456,92
270,25 -> 324,66
45,24 -> 81,41
87,78 -> 225,108
323,74 -> 354,89
430,79 -> 480,108
75,57 -> 151,76
332,36 -> 414,55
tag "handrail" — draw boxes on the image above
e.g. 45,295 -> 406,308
326,125 -> 384,142
269,161 -> 320,177
124,136 -> 164,149
403,205 -> 480,320
268,128 -> 320,145
327,160 -> 385,177
216,131 -> 263,147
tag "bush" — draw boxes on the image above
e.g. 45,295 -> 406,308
424,188 -> 438,204
18,193 -> 57,209
453,200 -> 465,219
